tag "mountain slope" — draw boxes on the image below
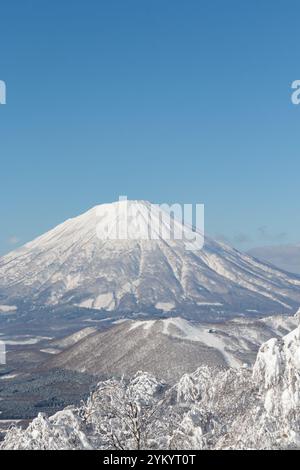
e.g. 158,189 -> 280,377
1,200 -> 300,319
42,314 -> 299,382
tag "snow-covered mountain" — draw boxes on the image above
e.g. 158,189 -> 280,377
1,200 -> 300,319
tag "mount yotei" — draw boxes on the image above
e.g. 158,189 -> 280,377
1,200 -> 300,320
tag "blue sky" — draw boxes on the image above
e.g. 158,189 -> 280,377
0,0 -> 300,255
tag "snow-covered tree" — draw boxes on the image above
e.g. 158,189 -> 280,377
80,371 -> 173,450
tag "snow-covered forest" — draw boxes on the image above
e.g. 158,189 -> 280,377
1,320 -> 300,450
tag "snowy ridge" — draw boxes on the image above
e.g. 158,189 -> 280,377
50,327 -> 97,349
41,313 -> 300,383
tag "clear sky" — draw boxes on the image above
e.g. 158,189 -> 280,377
0,0 -> 300,255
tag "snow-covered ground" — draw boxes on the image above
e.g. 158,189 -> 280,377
1,336 -> 52,346
0,373 -> 20,380
2,312 -> 300,450
0,305 -> 17,314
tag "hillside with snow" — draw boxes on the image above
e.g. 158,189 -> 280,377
2,315 -> 300,450
1,200 -> 300,320
42,314 -> 299,382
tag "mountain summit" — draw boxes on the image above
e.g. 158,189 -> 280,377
1,200 -> 300,319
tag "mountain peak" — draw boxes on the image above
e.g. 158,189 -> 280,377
1,201 -> 300,319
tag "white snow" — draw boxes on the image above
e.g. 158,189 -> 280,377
0,305 -> 17,313
2,336 -> 52,345
155,302 -> 175,311
40,348 -> 60,355
77,293 -> 115,311
77,299 -> 94,309
93,293 -> 115,310
0,373 -> 20,380
161,318 -> 241,368
129,320 -> 156,332
197,302 -> 223,306
51,327 -> 97,349
113,319 -> 130,324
